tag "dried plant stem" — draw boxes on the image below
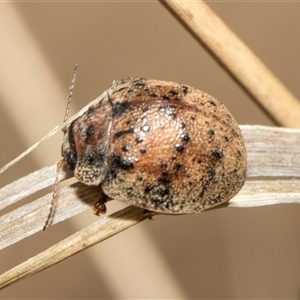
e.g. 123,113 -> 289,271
0,206 -> 149,290
159,0 -> 300,127
0,125 -> 299,289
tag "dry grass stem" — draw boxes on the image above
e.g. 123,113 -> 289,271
160,0 -> 300,127
0,125 -> 299,289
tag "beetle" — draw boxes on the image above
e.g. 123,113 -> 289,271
61,77 -> 247,216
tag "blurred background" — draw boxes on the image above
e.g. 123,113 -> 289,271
1,1 -> 300,298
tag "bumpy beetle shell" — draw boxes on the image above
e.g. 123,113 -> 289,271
62,78 -> 247,214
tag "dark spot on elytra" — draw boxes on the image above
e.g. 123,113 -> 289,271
158,178 -> 170,185
133,81 -> 145,88
125,187 -> 134,197
160,162 -> 168,169
140,147 -> 146,154
208,130 -> 215,137
122,145 -> 129,152
174,163 -> 182,170
112,101 -> 129,118
179,122 -> 186,129
137,176 -> 143,182
209,100 -> 217,106
226,114 -> 232,119
149,93 -> 157,98
213,195 -> 222,204
135,136 -> 143,143
180,133 -> 190,142
168,90 -> 177,96
159,188 -> 170,197
237,150 -> 242,157
208,169 -> 216,178
223,136 -> 229,142
163,95 -> 170,101
113,128 -> 134,139
85,125 -> 94,139
212,150 -> 224,160
190,116 -> 195,121
174,144 -> 185,152
144,186 -> 151,194
197,158 -> 202,164
111,155 -> 133,170
142,107 -> 149,113
162,170 -> 169,176
181,85 -> 189,95
199,188 -> 206,198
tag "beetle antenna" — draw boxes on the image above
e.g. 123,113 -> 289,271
43,64 -> 78,231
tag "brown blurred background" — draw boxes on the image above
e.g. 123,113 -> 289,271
1,1 -> 300,298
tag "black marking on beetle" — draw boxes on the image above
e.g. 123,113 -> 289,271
133,81 -> 146,88
163,95 -> 170,101
174,163 -> 182,171
197,158 -> 202,164
135,136 -> 144,143
223,136 -> 229,142
162,170 -> 169,176
160,162 -> 168,169
180,133 -> 190,142
86,150 -> 105,166
149,93 -> 157,98
113,128 -> 134,139
209,100 -> 217,106
237,150 -> 242,157
86,106 -> 95,116
208,168 -> 216,178
158,178 -> 170,185
199,187 -> 206,198
212,149 -> 224,160
208,129 -> 215,137
112,101 -> 130,118
159,188 -> 170,197
144,186 -> 151,194
142,107 -> 149,113
111,155 -> 133,170
181,85 -> 189,95
174,144 -> 185,152
140,147 -> 146,154
65,150 -> 77,169
190,116 -> 195,121
122,145 -> 129,152
85,125 -> 95,139
168,90 -> 177,96
115,87 -> 127,93
179,122 -> 186,129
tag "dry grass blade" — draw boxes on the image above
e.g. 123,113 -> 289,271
0,125 -> 299,289
159,0 -> 300,127
0,206 -> 150,290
